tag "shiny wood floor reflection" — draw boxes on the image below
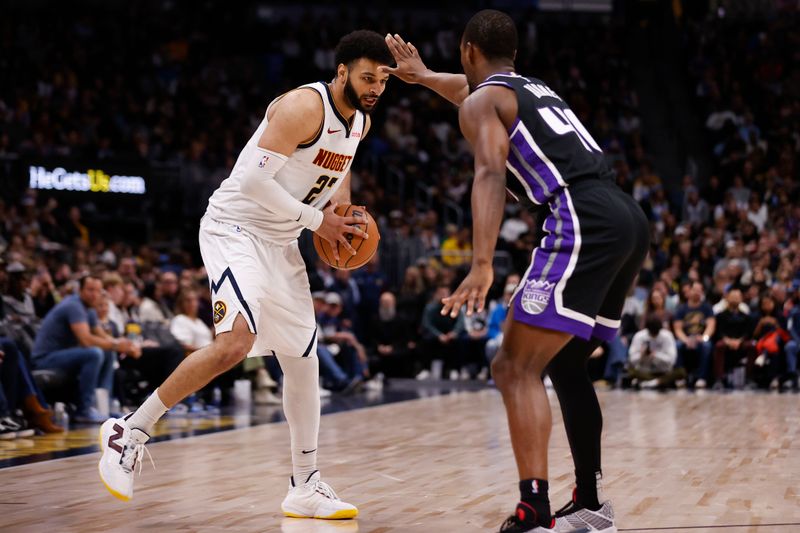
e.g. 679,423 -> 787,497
2,389 -> 799,532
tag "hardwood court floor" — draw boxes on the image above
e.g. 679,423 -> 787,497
2,388 -> 799,532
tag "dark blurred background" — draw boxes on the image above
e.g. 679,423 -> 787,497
0,1 -> 798,418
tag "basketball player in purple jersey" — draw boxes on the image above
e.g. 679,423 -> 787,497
382,10 -> 649,533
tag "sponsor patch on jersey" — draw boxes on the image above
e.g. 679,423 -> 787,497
520,279 -> 554,315
213,300 -> 227,324
351,130 -> 361,139
257,155 -> 269,168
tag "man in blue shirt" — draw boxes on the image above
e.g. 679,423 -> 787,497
32,276 -> 139,423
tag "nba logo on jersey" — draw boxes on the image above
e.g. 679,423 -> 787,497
258,155 -> 269,168
521,279 -> 554,315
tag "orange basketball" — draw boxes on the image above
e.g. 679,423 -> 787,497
313,204 -> 380,270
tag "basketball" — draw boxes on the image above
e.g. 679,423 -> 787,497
313,204 -> 380,270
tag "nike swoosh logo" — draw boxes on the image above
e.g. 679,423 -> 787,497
327,128 -> 341,134
301,449 -> 317,454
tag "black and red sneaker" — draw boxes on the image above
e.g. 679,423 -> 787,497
499,502 -> 554,532
554,488 -> 581,518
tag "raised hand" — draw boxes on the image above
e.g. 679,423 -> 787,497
379,33 -> 429,84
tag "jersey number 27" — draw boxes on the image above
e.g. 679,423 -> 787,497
302,175 -> 338,204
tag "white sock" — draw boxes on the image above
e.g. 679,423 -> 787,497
276,353 -> 320,485
127,389 -> 168,433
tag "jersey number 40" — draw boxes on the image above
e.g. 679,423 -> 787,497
538,106 -> 602,153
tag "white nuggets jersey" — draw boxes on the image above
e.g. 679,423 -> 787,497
206,82 -> 365,244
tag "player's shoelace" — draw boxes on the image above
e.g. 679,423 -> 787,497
500,514 -> 522,531
312,480 -> 340,501
119,441 -> 155,476
554,498 -> 579,517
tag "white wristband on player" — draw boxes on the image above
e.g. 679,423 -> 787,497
240,147 -> 324,231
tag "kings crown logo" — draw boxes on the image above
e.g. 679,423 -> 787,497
520,279 -> 554,315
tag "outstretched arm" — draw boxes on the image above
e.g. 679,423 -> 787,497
380,34 -> 469,106
441,88 -> 510,317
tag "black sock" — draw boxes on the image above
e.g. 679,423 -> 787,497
518,478 -> 551,526
547,339 -> 605,512
575,469 -> 601,510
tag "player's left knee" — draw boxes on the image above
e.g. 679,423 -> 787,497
492,351 -> 541,389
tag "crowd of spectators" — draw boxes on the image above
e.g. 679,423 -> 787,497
595,7 -> 800,391
0,4 -> 798,439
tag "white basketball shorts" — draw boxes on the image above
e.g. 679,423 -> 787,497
198,216 -> 318,358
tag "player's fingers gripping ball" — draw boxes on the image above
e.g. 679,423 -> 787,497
313,204 -> 380,270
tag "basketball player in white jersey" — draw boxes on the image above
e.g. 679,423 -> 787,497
98,30 -> 393,520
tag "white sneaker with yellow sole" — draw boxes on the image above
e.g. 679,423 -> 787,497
281,471 -> 358,519
98,414 -> 152,501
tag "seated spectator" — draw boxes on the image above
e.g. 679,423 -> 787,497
118,257 -> 143,290
746,193 -> 768,232
673,281 -> 715,388
329,269 -> 361,333
158,271 -> 180,316
170,289 -> 213,354
317,292 -> 367,388
713,288 -> 757,389
786,290 -> 800,391
712,279 -> 751,314
628,317 -> 686,389
599,287 -> 646,387
749,294 -> 792,389
418,285 -> 465,380
0,376 -> 35,439
0,337 -> 63,434
397,265 -> 427,323
93,294 -> 120,415
498,205 -> 532,245
1,262 -> 40,356
102,273 -> 127,334
119,281 -> 142,324
30,276 -> 139,423
369,291 -> 417,378
441,226 -> 472,267
28,269 -> 58,319
139,278 -> 173,324
2,262 -> 37,324
643,287 -> 670,328
682,186 -> 710,228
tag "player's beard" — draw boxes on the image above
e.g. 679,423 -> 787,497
344,76 -> 378,114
